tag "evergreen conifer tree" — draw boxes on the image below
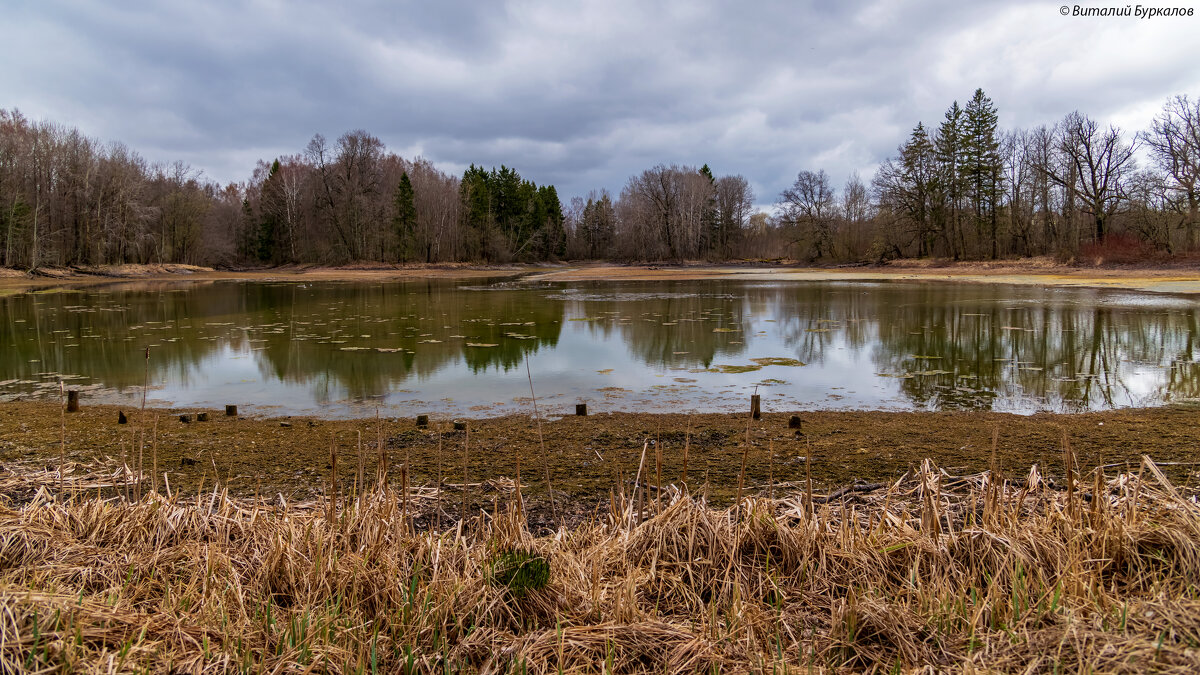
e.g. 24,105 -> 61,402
392,172 -> 417,261
963,89 -> 1002,258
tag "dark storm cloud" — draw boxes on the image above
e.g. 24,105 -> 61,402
3,0 -> 1198,208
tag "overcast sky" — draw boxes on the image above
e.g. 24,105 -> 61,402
3,0 -> 1198,209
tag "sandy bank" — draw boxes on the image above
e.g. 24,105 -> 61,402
3,259 -> 1198,295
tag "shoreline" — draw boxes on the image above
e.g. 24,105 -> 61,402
2,258 -> 1200,295
4,401 -> 1198,518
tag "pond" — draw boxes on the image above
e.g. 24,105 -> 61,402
1,277 -> 1197,416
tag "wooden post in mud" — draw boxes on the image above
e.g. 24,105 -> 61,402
789,415 -> 802,429
750,394 -> 761,420
225,405 -> 237,417
576,403 -> 588,416
67,390 -> 79,412
416,415 -> 429,428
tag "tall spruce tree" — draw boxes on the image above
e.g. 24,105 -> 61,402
901,123 -> 940,256
936,102 -> 966,259
392,172 -> 416,261
963,88 -> 1002,258
460,165 -> 493,260
698,164 -> 719,255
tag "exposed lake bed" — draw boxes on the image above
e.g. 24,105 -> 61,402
4,400 -> 1199,517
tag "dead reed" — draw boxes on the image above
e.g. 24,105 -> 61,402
1,451 -> 1199,673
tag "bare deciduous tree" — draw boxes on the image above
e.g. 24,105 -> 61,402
1142,95 -> 1200,249
1043,112 -> 1137,244
778,169 -> 837,260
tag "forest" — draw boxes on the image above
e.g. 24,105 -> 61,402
1,89 -> 1197,268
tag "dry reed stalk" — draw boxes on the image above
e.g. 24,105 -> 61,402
151,416 -> 159,496
436,427 -> 444,531
401,458 -> 410,534
462,426 -> 470,524
735,437 -> 749,520
1062,428 -> 1077,522
514,443 -> 524,521
681,416 -> 691,492
803,440 -> 814,519
768,439 -> 775,501
328,433 -> 337,523
356,429 -> 364,503
136,429 -> 144,502
630,440 -> 649,528
655,433 -> 663,515
136,346 -> 149,502
58,380 -> 66,496
525,355 -> 555,522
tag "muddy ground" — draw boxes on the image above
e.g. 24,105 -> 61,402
3,401 -> 1199,529
3,259 -> 1200,296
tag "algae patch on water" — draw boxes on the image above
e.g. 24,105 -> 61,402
694,364 -> 763,374
749,357 -> 806,367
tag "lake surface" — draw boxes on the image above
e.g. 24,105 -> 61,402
1,278 -> 1198,417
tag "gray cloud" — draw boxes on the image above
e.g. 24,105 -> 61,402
3,0 -> 1198,209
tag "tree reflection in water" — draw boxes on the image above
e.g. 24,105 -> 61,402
0,279 -> 1196,413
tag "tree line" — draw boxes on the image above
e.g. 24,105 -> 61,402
2,90 -> 1197,268
794,89 -> 1200,263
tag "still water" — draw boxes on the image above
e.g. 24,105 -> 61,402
1,278 -> 1197,416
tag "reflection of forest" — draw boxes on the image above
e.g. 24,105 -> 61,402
562,281 -> 751,367
0,280 -> 563,401
756,283 -> 1200,411
1,280 -> 1197,411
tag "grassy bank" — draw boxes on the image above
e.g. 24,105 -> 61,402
2,448 -> 1199,673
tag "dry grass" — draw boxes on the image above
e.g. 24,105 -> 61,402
2,450 -> 1200,673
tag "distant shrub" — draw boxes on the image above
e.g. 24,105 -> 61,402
1080,233 -> 1162,265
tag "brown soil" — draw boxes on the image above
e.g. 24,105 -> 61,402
3,259 -> 1199,295
0,262 -> 544,293
522,260 -> 1200,294
4,401 -> 1198,529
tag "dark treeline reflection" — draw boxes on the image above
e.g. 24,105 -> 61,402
741,282 -> 1200,411
1,280 -> 1197,412
0,279 -> 564,403
558,284 -> 752,368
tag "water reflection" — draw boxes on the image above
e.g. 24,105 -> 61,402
0,279 -> 1196,415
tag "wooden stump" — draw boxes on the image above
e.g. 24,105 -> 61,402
225,405 -> 238,417
788,415 -> 802,429
576,403 -> 588,416
197,412 -> 209,422
66,390 -> 79,413
179,414 -> 192,423
416,415 -> 429,428
453,421 -> 467,431
118,410 -> 128,424
750,395 -> 761,420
